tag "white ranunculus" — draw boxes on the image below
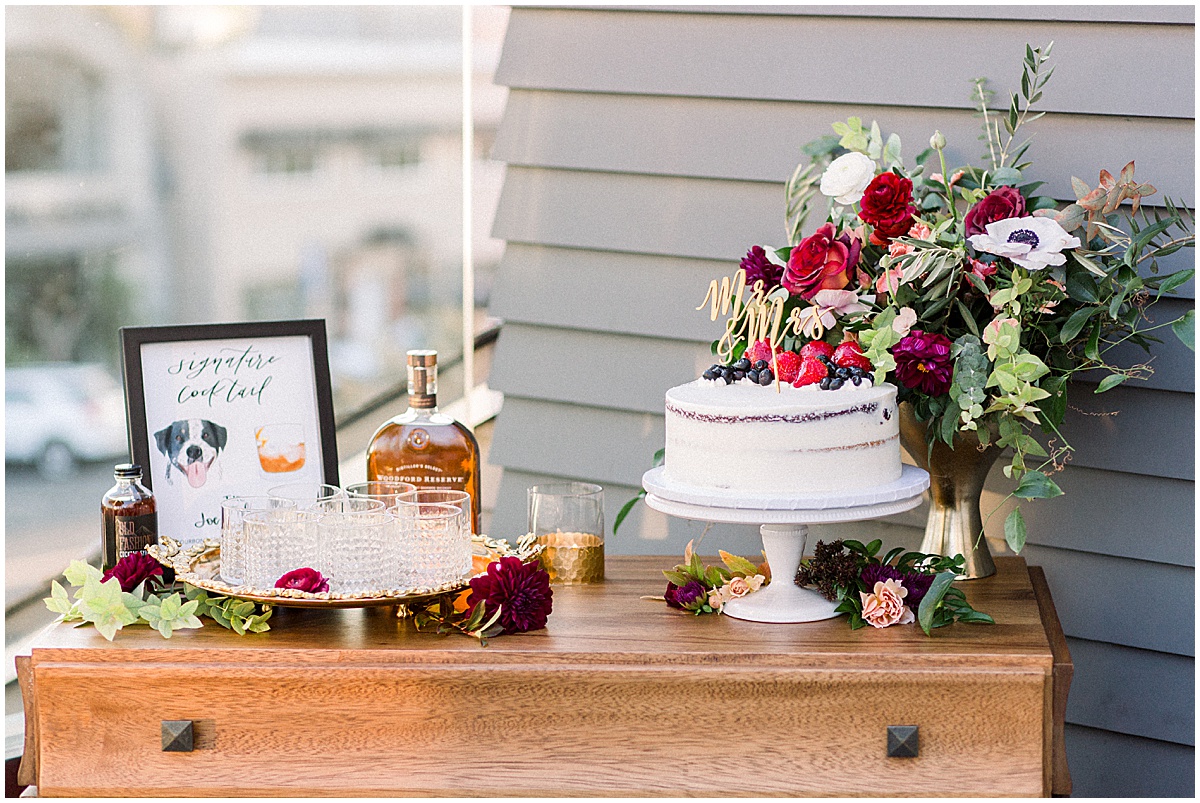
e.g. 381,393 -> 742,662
967,216 -> 1081,271
819,152 -> 876,206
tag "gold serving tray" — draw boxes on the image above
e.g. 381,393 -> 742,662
146,533 -> 541,609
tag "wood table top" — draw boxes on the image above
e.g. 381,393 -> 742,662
24,555 -> 1052,672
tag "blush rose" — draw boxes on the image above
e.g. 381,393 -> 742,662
859,578 -> 915,628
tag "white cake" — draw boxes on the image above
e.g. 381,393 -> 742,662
664,379 -> 901,495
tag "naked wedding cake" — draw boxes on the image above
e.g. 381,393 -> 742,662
663,347 -> 902,496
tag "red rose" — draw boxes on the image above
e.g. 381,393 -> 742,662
964,186 -> 1027,237
858,172 -> 916,243
275,567 -> 329,593
782,223 -> 861,300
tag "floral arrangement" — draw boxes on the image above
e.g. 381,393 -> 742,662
796,539 -> 992,633
659,540 -> 990,635
709,42 -> 1193,551
45,554 -> 273,639
659,540 -> 770,614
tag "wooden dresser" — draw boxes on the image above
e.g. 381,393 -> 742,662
16,556 -> 1070,797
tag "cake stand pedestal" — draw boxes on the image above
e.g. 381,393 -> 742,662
643,465 -> 929,624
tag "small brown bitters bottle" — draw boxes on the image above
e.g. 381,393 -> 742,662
101,463 -> 158,572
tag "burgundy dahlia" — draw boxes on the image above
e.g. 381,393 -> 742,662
466,556 -> 553,634
102,552 -> 164,593
275,567 -> 329,593
891,329 -> 954,396
860,564 -> 935,610
740,245 -> 783,291
964,186 -> 1027,237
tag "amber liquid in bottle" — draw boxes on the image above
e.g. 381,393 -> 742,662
101,463 -> 159,572
366,350 -> 481,533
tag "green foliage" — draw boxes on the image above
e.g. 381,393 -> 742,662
77,578 -> 142,641
613,448 -> 665,535
412,594 -> 505,646
139,592 -> 204,638
1004,508 -> 1027,553
45,561 -> 274,641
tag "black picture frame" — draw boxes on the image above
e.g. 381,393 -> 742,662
121,319 -> 339,543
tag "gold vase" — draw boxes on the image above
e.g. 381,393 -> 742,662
897,402 -> 1000,580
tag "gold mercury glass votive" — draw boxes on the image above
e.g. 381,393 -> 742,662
528,482 -> 605,584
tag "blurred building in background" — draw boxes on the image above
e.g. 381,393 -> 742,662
5,5 -> 169,368
5,4 -> 508,413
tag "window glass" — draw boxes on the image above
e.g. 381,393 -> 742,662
4,7 -> 507,659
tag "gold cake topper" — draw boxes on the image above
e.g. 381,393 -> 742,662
698,268 -> 817,362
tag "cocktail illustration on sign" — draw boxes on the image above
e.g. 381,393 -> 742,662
255,423 -> 307,474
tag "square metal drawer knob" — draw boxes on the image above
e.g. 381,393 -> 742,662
887,725 -> 919,758
162,720 -> 195,752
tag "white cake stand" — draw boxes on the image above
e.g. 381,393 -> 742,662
642,465 -> 930,624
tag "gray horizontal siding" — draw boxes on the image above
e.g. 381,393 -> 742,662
488,8 -> 1195,795
591,6 -> 1196,25
1021,544 -> 1193,655
1065,724 -> 1195,797
498,8 -> 1195,118
985,465 -> 1194,567
1065,637 -> 1193,745
490,324 -> 1194,480
492,167 -> 1197,287
495,89 -> 1196,206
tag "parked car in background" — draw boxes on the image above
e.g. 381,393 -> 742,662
5,363 -> 129,478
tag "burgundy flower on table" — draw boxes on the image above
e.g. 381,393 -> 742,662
467,556 -> 553,634
102,552 -> 164,593
782,223 -> 861,300
891,329 -> 954,396
861,563 -> 935,610
858,172 -> 916,243
275,567 -> 330,593
964,186 -> 1027,237
664,580 -> 708,612
740,245 -> 783,291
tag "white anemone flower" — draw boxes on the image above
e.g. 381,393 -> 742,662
968,216 -> 1081,271
819,152 -> 876,206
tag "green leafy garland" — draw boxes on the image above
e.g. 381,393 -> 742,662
45,560 -> 272,640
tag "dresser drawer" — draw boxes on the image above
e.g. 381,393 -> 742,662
31,660 -> 1048,797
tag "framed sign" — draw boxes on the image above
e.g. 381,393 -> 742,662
121,320 -> 339,545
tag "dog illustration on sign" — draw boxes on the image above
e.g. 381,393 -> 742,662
154,419 -> 228,488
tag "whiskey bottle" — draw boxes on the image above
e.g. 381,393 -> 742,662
366,350 -> 481,532
101,464 -> 158,572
